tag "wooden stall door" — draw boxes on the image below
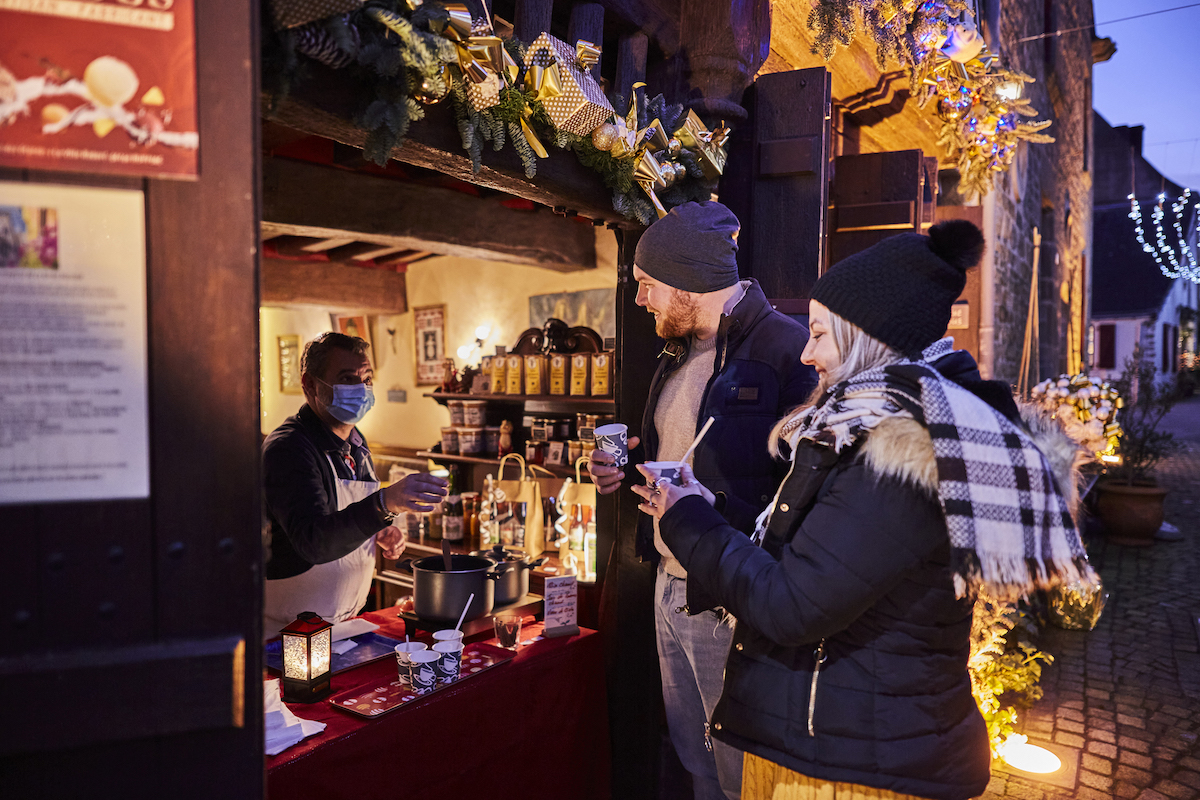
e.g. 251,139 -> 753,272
0,1 -> 264,797
936,205 -> 985,362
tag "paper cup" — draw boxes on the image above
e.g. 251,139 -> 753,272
394,642 -> 428,684
408,650 -> 441,693
432,640 -> 464,683
642,460 -> 686,487
593,423 -> 629,468
432,629 -> 464,643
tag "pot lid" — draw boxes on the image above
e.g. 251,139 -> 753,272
469,544 -> 528,563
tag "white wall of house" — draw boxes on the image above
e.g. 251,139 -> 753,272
1092,279 -> 1199,384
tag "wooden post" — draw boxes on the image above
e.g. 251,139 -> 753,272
678,0 -> 772,120
568,4 -> 605,83
615,32 -> 648,115
513,0 -> 553,43
598,227 -> 662,800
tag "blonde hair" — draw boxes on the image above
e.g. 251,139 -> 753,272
768,310 -> 902,457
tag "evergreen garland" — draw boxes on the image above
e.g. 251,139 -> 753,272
263,1 -> 721,221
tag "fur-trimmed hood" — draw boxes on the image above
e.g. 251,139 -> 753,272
859,402 -> 1088,521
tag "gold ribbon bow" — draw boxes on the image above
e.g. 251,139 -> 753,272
673,109 -> 729,179
634,151 -> 669,219
575,40 -> 601,70
525,53 -> 564,103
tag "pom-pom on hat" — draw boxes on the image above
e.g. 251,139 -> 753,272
810,219 -> 986,357
634,200 -> 741,293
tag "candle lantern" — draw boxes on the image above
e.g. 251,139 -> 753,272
280,611 -> 334,703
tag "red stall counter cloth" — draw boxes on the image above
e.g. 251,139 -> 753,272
267,623 -> 610,800
330,643 -> 514,719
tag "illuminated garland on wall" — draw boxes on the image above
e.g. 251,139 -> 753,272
1128,189 -> 1200,283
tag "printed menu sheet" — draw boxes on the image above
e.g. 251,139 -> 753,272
0,181 -> 149,503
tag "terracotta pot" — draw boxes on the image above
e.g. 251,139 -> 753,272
1095,480 -> 1168,546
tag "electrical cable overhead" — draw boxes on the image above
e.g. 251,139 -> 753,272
1017,2 -> 1200,43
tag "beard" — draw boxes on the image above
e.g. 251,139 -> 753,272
653,289 -> 701,339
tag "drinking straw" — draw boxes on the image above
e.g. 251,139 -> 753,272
454,593 -> 475,632
679,416 -> 715,466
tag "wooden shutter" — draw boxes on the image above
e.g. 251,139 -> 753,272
719,67 -> 833,303
1097,324 -> 1116,369
828,150 -> 938,266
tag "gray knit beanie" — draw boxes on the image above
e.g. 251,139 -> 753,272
810,219 -> 986,357
634,201 -> 740,293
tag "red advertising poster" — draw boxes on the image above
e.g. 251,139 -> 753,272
0,0 -> 198,179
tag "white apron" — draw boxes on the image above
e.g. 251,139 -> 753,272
264,454 -> 380,636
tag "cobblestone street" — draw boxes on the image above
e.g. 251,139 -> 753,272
983,397 -> 1200,800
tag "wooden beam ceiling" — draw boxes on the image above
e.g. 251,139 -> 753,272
763,6 -> 942,161
261,258 -> 408,314
262,157 -> 597,273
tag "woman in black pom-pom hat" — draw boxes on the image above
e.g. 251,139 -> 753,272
634,220 -> 1098,800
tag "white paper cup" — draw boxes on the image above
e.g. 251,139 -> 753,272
593,423 -> 629,468
642,460 -> 686,487
408,650 -> 441,693
432,640 -> 465,683
394,641 -> 428,684
432,629 -> 464,643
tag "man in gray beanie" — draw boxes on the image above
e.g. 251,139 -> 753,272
589,201 -> 816,800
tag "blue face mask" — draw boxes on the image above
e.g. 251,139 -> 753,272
317,378 -> 375,425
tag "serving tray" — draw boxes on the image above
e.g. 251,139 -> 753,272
328,642 -> 516,719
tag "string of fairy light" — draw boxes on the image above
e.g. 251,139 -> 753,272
1128,188 -> 1200,283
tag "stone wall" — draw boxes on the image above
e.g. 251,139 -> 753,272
987,0 -> 1096,385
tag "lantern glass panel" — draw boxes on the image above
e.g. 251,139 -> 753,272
283,634 -> 310,680
311,629 -> 332,678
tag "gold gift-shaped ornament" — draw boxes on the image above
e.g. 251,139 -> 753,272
525,33 -> 614,137
429,3 -> 514,112
673,109 -> 729,181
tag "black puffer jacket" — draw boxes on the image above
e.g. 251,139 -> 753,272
636,279 -> 816,561
659,414 -> 992,800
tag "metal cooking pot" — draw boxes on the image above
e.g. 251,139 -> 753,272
396,554 -> 501,624
470,545 -> 546,606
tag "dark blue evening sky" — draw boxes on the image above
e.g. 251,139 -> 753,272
1092,0 -> 1200,190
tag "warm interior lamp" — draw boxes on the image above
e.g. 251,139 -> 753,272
1100,454 -> 1122,464
998,735 -> 1062,774
457,325 -> 494,364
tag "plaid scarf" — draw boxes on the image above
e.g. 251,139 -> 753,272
775,339 -> 1095,601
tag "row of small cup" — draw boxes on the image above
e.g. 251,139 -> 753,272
394,630 -> 463,692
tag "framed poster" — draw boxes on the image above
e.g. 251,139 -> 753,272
277,334 -> 302,394
330,313 -> 372,349
0,181 -> 149,503
0,1 -> 199,179
413,305 -> 445,386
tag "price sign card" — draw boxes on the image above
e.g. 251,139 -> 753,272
543,575 -> 579,638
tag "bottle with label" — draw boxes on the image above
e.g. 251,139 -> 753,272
462,492 -> 480,551
584,519 -> 598,582
443,495 -> 464,544
568,504 -> 585,551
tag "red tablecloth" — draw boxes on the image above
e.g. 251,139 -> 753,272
267,607 -> 610,800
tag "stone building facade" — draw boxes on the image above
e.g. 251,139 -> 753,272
981,0 -> 1100,385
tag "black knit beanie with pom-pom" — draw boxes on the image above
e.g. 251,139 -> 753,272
810,219 -> 986,358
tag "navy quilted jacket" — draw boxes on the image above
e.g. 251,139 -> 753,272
658,422 -> 992,800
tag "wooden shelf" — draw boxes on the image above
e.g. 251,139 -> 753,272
415,450 -> 587,479
424,392 -> 614,414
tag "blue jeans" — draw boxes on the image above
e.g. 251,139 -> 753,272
655,566 -> 742,800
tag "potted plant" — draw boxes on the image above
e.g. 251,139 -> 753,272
1095,355 -> 1182,545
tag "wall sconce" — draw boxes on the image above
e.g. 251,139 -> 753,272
280,611 -> 333,703
456,324 -> 493,364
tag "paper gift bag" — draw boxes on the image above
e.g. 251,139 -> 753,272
496,453 -> 545,555
557,456 -> 596,517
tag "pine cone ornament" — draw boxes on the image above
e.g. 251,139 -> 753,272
295,20 -> 358,69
